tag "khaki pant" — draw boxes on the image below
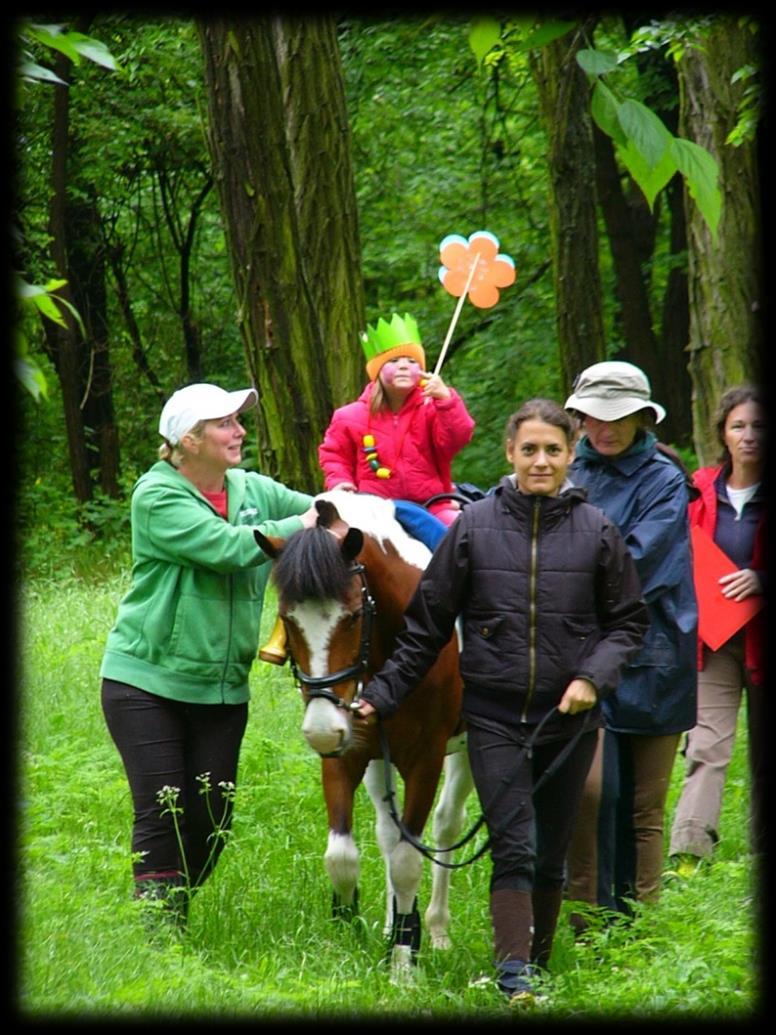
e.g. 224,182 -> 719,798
565,727 -> 680,910
669,638 -> 764,858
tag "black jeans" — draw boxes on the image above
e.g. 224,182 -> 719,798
467,713 -> 598,894
102,679 -> 248,888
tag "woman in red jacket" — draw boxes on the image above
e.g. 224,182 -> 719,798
669,385 -> 766,872
318,312 -> 475,526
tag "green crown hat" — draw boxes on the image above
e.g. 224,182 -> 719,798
360,313 -> 426,381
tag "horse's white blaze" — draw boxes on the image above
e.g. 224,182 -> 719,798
324,830 -> 359,905
292,598 -> 352,754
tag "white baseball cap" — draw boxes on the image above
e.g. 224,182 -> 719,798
158,383 -> 258,445
564,361 -> 666,424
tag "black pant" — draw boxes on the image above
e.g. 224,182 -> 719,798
467,713 -> 598,894
102,679 -> 248,888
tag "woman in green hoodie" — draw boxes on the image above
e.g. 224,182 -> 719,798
100,383 -> 316,922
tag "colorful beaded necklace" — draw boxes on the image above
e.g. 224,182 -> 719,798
362,433 -> 391,479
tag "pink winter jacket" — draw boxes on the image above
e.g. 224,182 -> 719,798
318,382 -> 475,509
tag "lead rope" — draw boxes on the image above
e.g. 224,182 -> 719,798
377,706 -> 594,870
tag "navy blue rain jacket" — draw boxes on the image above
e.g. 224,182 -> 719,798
570,432 -> 697,734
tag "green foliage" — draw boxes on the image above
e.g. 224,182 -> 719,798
14,21 -> 118,402
18,576 -> 759,1017
576,34 -> 724,238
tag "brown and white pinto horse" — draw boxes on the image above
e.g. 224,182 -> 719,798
255,491 -> 473,979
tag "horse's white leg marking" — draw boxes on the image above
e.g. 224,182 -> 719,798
324,830 -> 359,907
388,839 -> 423,983
363,759 -> 401,936
425,749 -> 474,949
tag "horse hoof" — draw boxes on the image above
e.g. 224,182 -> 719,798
429,931 -> 452,950
332,887 -> 359,921
389,944 -> 417,985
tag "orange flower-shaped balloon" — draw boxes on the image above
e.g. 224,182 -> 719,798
438,230 -> 516,309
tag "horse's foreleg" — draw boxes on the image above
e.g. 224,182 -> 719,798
425,747 -> 474,949
363,759 -> 402,938
387,838 -> 423,982
324,830 -> 360,920
383,753 -> 447,983
322,758 -> 363,921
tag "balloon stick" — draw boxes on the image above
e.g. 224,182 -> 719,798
433,252 -> 480,378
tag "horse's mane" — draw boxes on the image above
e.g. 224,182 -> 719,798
271,491 -> 431,604
272,526 -> 352,604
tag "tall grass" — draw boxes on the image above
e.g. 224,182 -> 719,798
17,574 -> 759,1020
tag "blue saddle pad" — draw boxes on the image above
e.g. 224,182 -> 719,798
393,499 -> 448,551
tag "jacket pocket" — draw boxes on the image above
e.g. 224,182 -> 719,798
561,616 -> 600,661
466,614 -> 506,641
627,630 -> 675,669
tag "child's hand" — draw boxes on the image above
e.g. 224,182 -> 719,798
421,373 -> 452,400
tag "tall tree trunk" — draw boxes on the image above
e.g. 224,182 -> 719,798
68,191 -> 120,497
198,16 -> 364,488
48,49 -> 93,504
678,16 -> 762,464
271,18 -> 364,407
655,174 -> 691,448
530,17 -> 605,395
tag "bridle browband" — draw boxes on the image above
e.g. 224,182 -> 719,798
287,562 -> 376,711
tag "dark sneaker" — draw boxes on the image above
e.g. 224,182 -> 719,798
496,958 -> 539,1002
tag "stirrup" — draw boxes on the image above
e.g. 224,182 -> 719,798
259,615 -> 287,665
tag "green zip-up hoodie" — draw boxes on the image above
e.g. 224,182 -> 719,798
100,461 -> 312,704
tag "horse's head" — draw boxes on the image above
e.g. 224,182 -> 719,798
256,498 -> 373,757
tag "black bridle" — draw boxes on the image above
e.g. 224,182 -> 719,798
287,562 -> 376,711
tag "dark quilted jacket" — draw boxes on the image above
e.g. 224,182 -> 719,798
363,477 -> 649,739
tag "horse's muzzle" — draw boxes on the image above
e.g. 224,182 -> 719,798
302,697 -> 353,757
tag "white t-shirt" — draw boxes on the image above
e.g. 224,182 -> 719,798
726,482 -> 760,518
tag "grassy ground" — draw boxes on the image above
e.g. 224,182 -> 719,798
16,573 -> 760,1021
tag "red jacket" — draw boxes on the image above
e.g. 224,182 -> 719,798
690,465 -> 766,685
318,382 -> 475,511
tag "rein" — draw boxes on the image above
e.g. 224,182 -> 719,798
288,562 -> 376,711
377,706 -> 594,870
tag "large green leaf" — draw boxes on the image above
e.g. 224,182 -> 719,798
468,17 -> 501,66
591,80 -> 627,148
617,138 -> 677,211
19,59 -> 67,85
577,47 -> 618,76
69,32 -> 119,71
617,98 -> 672,170
15,355 -> 49,402
25,24 -> 81,63
518,20 -> 576,50
671,137 -> 722,239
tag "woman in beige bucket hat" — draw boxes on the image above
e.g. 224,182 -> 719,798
562,361 -> 697,926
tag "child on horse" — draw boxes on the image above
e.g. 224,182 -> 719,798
260,313 -> 475,663
319,311 -> 475,532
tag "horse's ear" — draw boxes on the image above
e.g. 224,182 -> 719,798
315,499 -> 340,528
341,527 -> 363,563
254,528 -> 284,559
